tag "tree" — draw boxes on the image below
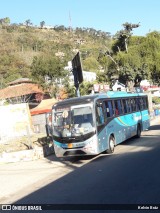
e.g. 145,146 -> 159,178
82,56 -> 100,71
64,84 -> 76,98
0,17 -> 10,26
25,19 -> 32,27
113,48 -> 149,89
139,31 -> 160,85
105,22 -> 150,90
96,71 -> 108,83
58,87 -> 68,100
79,81 -> 94,96
31,55 -> 68,96
113,22 -> 140,53
40,21 -> 45,28
4,17 -> 10,25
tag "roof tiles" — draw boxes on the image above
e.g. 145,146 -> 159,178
0,83 -> 44,99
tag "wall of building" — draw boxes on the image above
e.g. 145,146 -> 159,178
0,103 -> 32,143
31,113 -> 47,134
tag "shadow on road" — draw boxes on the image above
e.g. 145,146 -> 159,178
12,130 -> 160,213
149,124 -> 160,131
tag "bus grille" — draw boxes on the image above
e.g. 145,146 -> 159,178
63,150 -> 86,156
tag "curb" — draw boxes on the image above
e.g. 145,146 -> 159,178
0,144 -> 54,164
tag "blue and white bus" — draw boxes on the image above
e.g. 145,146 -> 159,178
52,91 -> 150,157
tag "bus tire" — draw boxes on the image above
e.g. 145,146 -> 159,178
136,124 -> 141,138
106,135 -> 115,154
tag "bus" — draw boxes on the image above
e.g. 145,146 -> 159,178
52,91 -> 150,157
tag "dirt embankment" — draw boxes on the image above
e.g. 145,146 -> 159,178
0,133 -> 52,154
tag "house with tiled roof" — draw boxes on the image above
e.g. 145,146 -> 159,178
0,78 -> 55,135
0,78 -> 50,108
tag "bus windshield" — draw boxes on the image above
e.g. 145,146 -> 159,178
52,105 -> 94,138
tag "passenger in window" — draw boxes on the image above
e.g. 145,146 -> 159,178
115,108 -> 119,115
106,108 -> 110,117
114,102 -> 119,115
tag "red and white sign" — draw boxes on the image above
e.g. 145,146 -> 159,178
93,84 -> 110,92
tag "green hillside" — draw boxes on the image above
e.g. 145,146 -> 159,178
0,20 -> 160,97
0,24 -> 111,84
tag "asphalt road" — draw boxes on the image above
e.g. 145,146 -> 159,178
0,117 -> 160,212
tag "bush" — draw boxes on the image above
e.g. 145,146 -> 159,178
152,97 -> 160,105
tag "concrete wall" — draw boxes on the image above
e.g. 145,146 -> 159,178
31,113 -> 47,134
0,103 -> 32,143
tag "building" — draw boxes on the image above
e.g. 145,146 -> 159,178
68,70 -> 96,85
112,80 -> 126,91
140,80 -> 160,97
30,98 -> 57,134
0,78 -> 48,108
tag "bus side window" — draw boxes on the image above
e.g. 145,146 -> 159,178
114,99 -> 123,115
136,98 -> 141,110
131,98 -> 136,112
114,101 -> 119,115
135,98 -> 139,111
118,99 -> 123,114
122,99 -> 127,113
96,106 -> 105,125
126,99 -> 131,113
134,98 -> 138,111
143,97 -> 148,109
139,98 -> 143,110
105,100 -> 114,117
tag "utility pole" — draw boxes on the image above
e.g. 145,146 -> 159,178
69,11 -> 72,32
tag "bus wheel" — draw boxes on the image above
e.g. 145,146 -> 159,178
106,135 -> 115,154
136,124 -> 141,138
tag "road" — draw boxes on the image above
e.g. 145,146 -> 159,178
0,117 -> 160,212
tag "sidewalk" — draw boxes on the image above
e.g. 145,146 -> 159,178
0,155 -> 74,204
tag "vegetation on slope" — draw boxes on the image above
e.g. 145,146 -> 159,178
0,17 -> 160,98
